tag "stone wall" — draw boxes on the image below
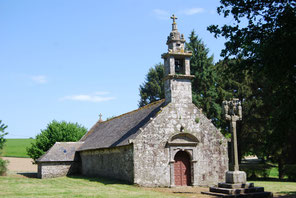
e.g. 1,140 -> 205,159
79,145 -> 134,183
169,78 -> 192,104
38,161 -> 80,179
133,102 -> 228,187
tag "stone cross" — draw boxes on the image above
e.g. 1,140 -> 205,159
99,113 -> 103,122
170,14 -> 178,24
223,99 -> 242,171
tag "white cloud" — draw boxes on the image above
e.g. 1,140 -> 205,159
179,8 -> 205,15
153,9 -> 170,20
60,92 -> 115,103
30,75 -> 47,84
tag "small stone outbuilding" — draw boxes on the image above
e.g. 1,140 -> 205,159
37,17 -> 228,187
37,142 -> 83,178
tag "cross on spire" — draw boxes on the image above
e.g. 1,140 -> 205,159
170,14 -> 178,24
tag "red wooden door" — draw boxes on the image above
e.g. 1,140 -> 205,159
174,151 -> 191,186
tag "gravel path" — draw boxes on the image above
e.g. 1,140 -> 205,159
2,157 -> 37,173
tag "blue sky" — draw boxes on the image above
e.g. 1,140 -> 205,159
0,0 -> 231,138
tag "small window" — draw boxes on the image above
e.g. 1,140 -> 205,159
175,59 -> 185,74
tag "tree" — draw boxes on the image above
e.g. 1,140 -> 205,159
27,120 -> 87,162
0,120 -> 8,176
215,59 -> 269,163
186,31 -> 221,127
0,120 -> 8,152
208,0 -> 296,178
139,63 -> 164,107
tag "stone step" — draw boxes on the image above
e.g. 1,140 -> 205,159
218,182 -> 254,189
210,187 -> 264,195
202,191 -> 273,198
202,191 -> 232,197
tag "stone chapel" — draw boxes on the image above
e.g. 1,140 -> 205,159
37,16 -> 228,187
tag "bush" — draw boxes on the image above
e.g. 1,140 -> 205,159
0,158 -> 8,176
283,164 -> 296,181
239,164 -> 273,179
27,120 -> 87,162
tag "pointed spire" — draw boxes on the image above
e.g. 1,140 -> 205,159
170,14 -> 178,30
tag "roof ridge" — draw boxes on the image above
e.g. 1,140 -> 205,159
56,142 -> 84,144
79,99 -> 165,141
101,99 -> 165,124
36,142 -> 57,162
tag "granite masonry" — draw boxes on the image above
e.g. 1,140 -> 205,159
36,15 -> 229,187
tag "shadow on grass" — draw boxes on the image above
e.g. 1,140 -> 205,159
17,172 -> 37,178
248,177 -> 290,182
173,192 -> 197,194
276,194 -> 296,198
67,175 -> 132,186
279,191 -> 296,195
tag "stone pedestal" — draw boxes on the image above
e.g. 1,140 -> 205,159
226,171 -> 247,184
202,171 -> 273,197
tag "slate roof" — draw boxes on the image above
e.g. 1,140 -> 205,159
37,142 -> 84,162
78,99 -> 165,151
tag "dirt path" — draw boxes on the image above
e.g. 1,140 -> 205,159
2,157 -> 37,173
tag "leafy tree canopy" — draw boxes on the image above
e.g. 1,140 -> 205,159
215,59 -> 269,162
208,0 -> 296,178
27,120 -> 87,162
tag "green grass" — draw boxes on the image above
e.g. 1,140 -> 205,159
0,174 -> 295,197
250,180 -> 296,196
2,139 -> 35,158
269,167 -> 279,178
0,175 -> 185,198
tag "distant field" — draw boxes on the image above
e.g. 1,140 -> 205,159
2,139 -> 35,158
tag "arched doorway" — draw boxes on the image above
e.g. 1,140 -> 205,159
174,151 -> 191,186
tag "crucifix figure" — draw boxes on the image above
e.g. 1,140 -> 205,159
223,98 -> 242,172
170,14 -> 178,24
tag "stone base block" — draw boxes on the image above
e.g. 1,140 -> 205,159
202,174 -> 273,198
218,182 -> 254,189
202,191 -> 273,198
226,171 -> 247,184
210,186 -> 264,195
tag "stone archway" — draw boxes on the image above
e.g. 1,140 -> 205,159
174,151 -> 191,186
168,132 -> 199,187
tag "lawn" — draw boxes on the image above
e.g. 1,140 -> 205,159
2,139 -> 35,158
250,180 -> 296,196
0,174 -> 295,198
0,175 -> 186,198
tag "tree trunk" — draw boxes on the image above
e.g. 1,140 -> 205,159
278,159 -> 284,180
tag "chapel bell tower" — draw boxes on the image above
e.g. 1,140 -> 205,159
161,15 -> 194,104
